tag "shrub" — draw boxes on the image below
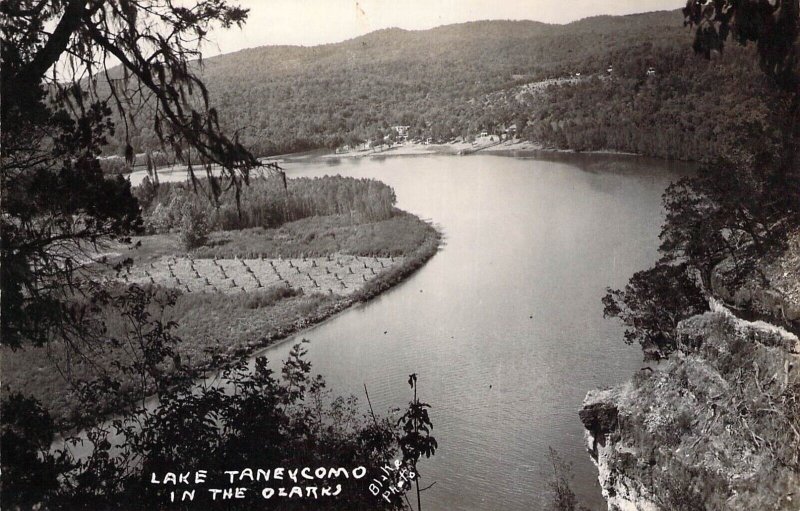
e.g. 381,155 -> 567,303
180,201 -> 209,250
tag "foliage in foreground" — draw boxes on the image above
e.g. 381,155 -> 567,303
1,215 -> 439,427
1,0 -> 276,351
1,3 -> 442,509
0,286 -> 437,511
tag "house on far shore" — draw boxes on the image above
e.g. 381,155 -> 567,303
646,66 -> 656,76
391,125 -> 410,141
607,65 -> 613,74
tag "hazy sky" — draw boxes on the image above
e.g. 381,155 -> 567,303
203,0 -> 684,55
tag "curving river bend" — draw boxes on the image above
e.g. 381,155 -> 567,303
123,152 -> 686,509
204,152 -> 685,511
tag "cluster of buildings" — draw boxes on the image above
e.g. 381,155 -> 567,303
575,65 -> 656,77
391,125 -> 410,139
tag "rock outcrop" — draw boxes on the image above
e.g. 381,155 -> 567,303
712,233 -> 800,325
582,310 -> 800,510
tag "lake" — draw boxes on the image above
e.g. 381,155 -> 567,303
222,151 -> 688,510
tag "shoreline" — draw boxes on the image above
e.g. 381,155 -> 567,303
48,221 -> 442,435
52,223 -> 442,456
122,141 -> 652,187
209,224 -> 442,362
317,138 -> 641,160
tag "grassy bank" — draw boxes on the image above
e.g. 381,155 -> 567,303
193,211 -> 431,259
1,212 -> 441,428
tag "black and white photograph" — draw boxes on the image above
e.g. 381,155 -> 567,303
1,1 -> 799,509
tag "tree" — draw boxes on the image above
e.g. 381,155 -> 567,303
680,1 -> 800,280
1,0 -> 282,349
683,0 -> 799,197
0,288 -> 416,510
547,447 -> 590,511
605,3 -> 800,359
397,373 -> 438,511
683,0 -> 798,87
0,394 -> 70,510
602,263 -> 708,361
2,0 -> 259,175
659,167 -> 795,289
0,91 -> 143,348
179,200 -> 210,250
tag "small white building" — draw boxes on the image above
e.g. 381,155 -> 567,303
391,125 -> 410,140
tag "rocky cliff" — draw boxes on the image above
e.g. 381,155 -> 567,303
581,306 -> 800,510
711,233 -> 800,326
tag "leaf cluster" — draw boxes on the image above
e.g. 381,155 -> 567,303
683,0 -> 799,88
1,286 -> 406,510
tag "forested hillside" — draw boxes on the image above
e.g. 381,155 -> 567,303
106,9 -> 784,163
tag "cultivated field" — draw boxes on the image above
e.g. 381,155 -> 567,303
122,253 -> 404,297
1,212 -> 441,427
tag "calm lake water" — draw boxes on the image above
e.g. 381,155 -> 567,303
219,152 -> 686,511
